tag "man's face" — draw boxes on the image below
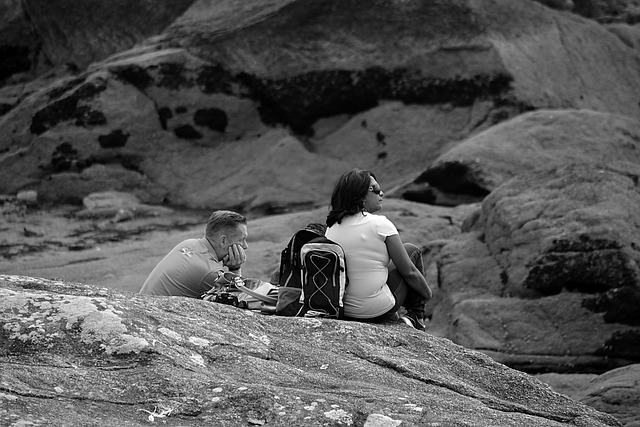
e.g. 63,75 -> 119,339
223,224 -> 248,251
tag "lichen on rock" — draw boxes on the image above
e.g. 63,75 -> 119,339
0,287 -> 150,357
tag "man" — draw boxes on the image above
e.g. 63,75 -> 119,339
139,210 -> 248,298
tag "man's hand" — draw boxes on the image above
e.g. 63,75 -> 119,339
223,243 -> 246,271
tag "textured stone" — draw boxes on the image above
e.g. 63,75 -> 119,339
0,274 -> 622,427
430,162 -> 640,373
397,110 -> 640,204
3,0 -> 640,212
576,364 -> 640,426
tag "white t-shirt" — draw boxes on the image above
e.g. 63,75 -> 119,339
325,213 -> 398,318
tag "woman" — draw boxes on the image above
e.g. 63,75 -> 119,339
325,169 -> 432,330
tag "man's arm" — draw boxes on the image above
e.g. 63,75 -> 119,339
223,243 -> 246,275
228,266 -> 242,275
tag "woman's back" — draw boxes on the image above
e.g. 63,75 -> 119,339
326,213 -> 397,318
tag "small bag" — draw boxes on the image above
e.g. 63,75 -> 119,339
202,272 -> 278,314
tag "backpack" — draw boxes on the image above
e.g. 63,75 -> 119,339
299,236 -> 348,319
275,224 -> 348,318
274,225 -> 325,316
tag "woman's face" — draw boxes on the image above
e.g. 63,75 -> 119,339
364,176 -> 384,213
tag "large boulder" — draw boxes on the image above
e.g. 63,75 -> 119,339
606,22 -> 640,50
575,364 -> 640,426
2,0 -> 640,213
572,0 -> 640,23
0,0 -> 196,85
539,365 -> 640,427
0,0 -> 38,84
430,162 -> 640,373
395,109 -> 640,205
482,161 -> 640,298
0,274 -> 622,426
163,0 -> 640,115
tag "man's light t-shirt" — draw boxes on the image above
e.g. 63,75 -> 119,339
325,213 -> 398,318
139,237 -> 224,298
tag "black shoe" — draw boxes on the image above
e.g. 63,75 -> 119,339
400,310 -> 426,331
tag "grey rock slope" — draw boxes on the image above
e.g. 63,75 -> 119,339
0,275 -> 621,427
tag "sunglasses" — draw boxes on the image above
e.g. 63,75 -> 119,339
369,187 -> 384,196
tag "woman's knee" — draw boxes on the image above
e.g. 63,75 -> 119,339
403,242 -> 421,257
403,242 -> 424,273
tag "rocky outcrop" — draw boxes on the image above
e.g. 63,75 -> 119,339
394,109 -> 640,205
534,0 -> 576,11
538,365 -> 640,427
1,0 -> 640,213
0,0 -> 196,85
0,274 -> 622,426
156,0 -> 640,130
430,162 -> 640,373
575,364 -> 640,426
2,1 -> 640,423
0,0 -> 39,84
572,0 -> 640,23
3,0 -> 636,87
606,22 -> 640,50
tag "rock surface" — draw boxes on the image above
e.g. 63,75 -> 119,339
0,274 -> 622,427
539,365 -> 640,427
0,0 -> 196,84
2,0 -> 640,425
395,109 -> 640,204
576,364 -> 640,427
571,0 -> 640,23
430,162 -> 640,373
1,190 -> 639,424
2,0 -> 640,213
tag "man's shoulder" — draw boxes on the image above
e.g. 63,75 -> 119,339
174,237 -> 205,248
171,238 -> 209,256
140,238 -> 215,297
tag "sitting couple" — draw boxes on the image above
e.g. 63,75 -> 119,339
140,169 -> 432,330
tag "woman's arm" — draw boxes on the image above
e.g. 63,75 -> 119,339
385,234 -> 432,300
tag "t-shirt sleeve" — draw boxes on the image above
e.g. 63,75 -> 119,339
200,269 -> 223,293
375,215 -> 398,238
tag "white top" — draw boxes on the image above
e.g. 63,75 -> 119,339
325,213 -> 398,318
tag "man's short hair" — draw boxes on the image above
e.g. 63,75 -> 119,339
204,210 -> 247,238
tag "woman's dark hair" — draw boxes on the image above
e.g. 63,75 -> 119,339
326,169 -> 376,227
